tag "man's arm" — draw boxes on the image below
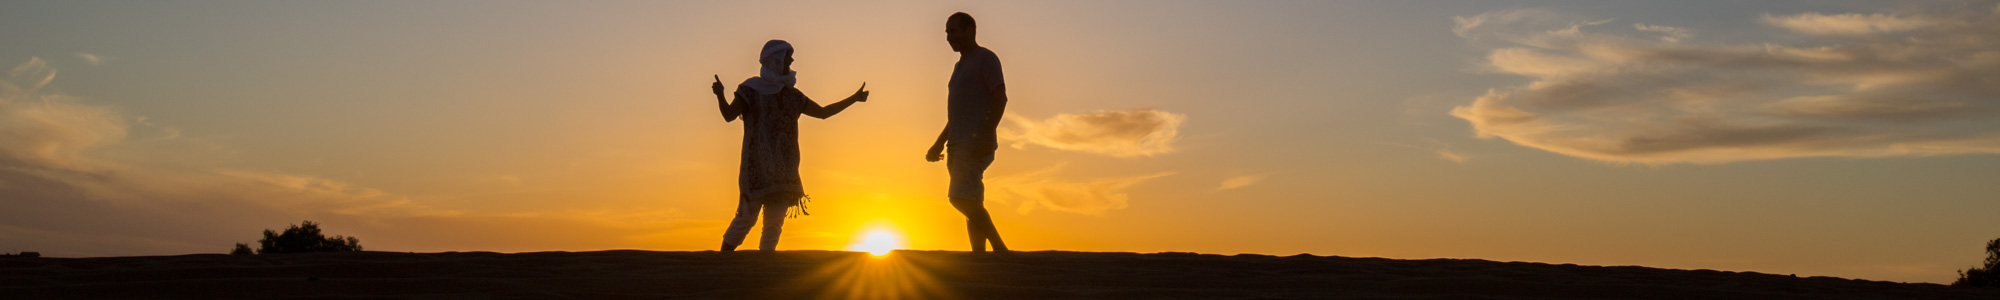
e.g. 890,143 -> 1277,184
979,51 -> 1008,143
926,125 -> 948,162
982,84 -> 1008,134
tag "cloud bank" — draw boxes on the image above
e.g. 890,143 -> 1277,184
1000,109 -> 1185,158
1450,5 -> 2000,164
0,57 -> 441,255
2,58 -> 126,172
0,58 -> 691,256
988,163 -> 1173,215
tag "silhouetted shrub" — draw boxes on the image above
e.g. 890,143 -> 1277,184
1955,237 -> 2000,288
230,243 -> 254,256
256,220 -> 363,254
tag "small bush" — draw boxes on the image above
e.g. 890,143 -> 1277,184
230,243 -> 254,256
255,220 -> 363,254
1954,237 -> 2000,288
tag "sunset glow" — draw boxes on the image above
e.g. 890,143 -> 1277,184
848,229 -> 906,256
3,0 -> 1998,286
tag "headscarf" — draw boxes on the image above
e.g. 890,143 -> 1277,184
741,40 -> 796,95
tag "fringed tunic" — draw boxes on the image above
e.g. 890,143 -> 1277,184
732,85 -> 809,216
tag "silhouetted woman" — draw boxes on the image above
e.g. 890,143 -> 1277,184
711,40 -> 869,251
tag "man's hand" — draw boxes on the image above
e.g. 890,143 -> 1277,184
926,145 -> 945,162
711,75 -> 725,97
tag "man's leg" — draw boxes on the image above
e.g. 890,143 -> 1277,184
757,198 -> 789,251
947,150 -> 1007,252
949,197 -> 1007,252
975,151 -> 1007,252
720,194 -> 761,251
947,197 -> 987,251
983,206 -> 1008,252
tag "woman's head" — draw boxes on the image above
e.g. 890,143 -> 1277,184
761,40 -> 795,74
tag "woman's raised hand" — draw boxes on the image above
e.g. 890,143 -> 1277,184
712,75 -> 726,97
851,82 -> 869,102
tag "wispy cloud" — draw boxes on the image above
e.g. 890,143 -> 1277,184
1760,12 -> 1951,36
1385,139 -> 1473,164
1454,9 -> 1567,38
1434,149 -> 1471,164
1632,23 -> 1692,43
1214,175 -> 1265,191
1449,5 -> 2000,164
72,53 -> 107,66
988,163 -> 1173,215
1000,109 -> 1185,158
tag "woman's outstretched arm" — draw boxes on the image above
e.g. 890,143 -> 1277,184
803,83 -> 869,119
715,75 -> 743,121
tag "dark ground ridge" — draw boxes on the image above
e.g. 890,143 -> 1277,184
3,250 -> 1994,299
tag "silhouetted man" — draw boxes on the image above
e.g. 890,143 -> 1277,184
926,12 -> 1009,252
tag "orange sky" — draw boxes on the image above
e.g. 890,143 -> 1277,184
3,0 -> 1999,284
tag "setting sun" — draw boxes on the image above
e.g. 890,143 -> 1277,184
846,230 -> 905,256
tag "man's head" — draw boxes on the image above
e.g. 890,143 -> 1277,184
945,12 -> 976,52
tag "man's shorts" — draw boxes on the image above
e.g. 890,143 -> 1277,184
947,149 -> 994,201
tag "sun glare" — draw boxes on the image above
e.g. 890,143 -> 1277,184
847,230 -> 905,256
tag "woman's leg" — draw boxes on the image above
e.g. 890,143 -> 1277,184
721,194 -> 761,251
756,198 -> 790,251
